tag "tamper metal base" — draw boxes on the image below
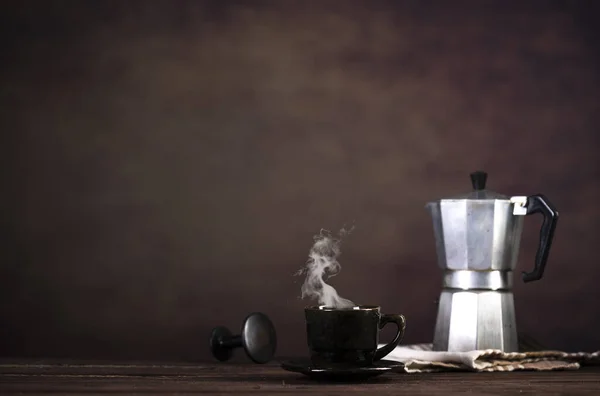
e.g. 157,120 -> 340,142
210,326 -> 234,362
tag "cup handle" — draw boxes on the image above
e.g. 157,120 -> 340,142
373,314 -> 406,361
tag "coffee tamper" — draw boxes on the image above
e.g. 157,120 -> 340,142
209,312 -> 277,364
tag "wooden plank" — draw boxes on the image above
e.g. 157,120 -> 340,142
0,360 -> 598,395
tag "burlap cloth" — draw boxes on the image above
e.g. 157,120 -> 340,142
379,343 -> 600,373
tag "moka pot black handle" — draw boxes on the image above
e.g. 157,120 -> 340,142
521,194 -> 559,282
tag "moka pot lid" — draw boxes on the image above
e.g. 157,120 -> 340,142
432,171 -> 509,202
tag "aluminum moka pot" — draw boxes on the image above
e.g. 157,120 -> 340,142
426,171 -> 559,352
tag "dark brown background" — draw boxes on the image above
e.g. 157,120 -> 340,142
1,0 -> 598,361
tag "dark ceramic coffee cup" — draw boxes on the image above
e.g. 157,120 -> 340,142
305,305 -> 406,367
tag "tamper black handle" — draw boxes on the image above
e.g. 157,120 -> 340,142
209,312 -> 277,364
470,171 -> 488,191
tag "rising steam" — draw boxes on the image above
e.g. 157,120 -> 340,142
296,227 -> 355,309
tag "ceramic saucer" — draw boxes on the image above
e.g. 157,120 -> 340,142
280,358 -> 404,381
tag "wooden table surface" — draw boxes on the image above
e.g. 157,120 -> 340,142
0,359 -> 598,395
